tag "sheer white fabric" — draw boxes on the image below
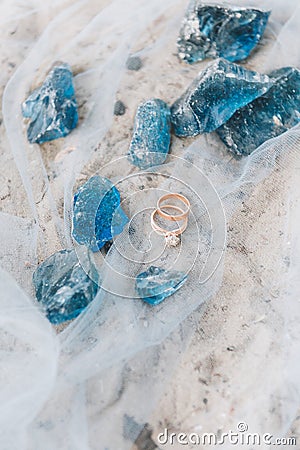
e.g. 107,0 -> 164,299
0,0 -> 299,448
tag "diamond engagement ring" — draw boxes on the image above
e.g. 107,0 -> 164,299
150,201 -> 189,248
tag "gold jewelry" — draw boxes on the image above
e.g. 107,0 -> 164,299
151,205 -> 188,247
157,193 -> 190,221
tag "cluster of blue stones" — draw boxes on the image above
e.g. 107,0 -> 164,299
29,3 -> 300,323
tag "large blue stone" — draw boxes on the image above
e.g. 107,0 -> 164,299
171,58 -> 271,137
22,63 -> 78,144
136,266 -> 187,305
72,175 -> 129,252
216,67 -> 300,156
128,99 -> 171,169
33,249 -> 99,324
177,2 -> 270,64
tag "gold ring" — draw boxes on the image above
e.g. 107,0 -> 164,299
157,193 -> 190,221
151,205 -> 188,247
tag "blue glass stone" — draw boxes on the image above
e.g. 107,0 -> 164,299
128,99 -> 171,169
216,67 -> 300,156
177,2 -> 270,64
33,249 -> 99,324
72,175 -> 129,252
136,266 -> 187,305
22,63 -> 78,144
171,58 -> 271,137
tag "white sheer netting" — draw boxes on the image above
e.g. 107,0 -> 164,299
0,0 -> 299,448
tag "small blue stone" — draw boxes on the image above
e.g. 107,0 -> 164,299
33,249 -> 99,324
114,100 -> 126,116
178,2 -> 270,64
136,266 -> 187,305
22,63 -> 78,144
216,67 -> 300,156
171,58 -> 272,137
126,55 -> 143,71
72,175 -> 129,252
128,99 -> 171,169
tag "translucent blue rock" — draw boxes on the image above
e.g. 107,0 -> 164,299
22,63 -> 78,144
216,67 -> 300,156
72,175 -> 129,252
177,2 -> 270,64
33,249 -> 99,324
171,58 -> 271,137
136,266 -> 187,305
128,99 -> 171,169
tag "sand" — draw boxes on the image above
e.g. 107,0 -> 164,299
0,1 -> 300,449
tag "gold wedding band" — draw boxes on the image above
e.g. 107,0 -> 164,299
151,205 -> 188,236
157,193 -> 190,221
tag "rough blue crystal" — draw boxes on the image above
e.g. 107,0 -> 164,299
171,58 -> 271,137
33,249 -> 99,324
128,99 -> 171,169
216,67 -> 300,156
177,2 -> 270,64
22,63 -> 78,144
136,266 -> 187,305
72,175 -> 129,252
